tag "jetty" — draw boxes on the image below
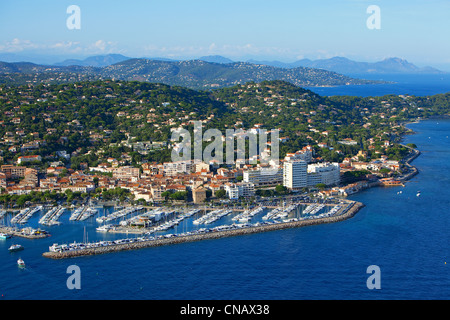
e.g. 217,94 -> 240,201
193,208 -> 232,225
232,206 -> 265,223
10,206 -> 43,224
399,146 -> 421,181
0,225 -> 50,239
96,206 -> 144,223
77,207 -> 98,221
39,206 -> 65,226
69,206 -> 87,221
42,201 -> 364,259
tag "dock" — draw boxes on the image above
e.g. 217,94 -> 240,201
39,206 -> 65,226
96,206 -> 144,223
10,206 -> 43,224
42,201 -> 364,259
69,206 -> 87,221
0,225 -> 50,239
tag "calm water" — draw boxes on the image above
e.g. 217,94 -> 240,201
1,74 -> 450,300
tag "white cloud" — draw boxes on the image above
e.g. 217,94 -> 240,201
0,38 -> 121,56
0,38 -> 40,52
141,43 -> 300,60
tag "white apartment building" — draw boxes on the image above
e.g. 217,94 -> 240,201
112,166 -> 141,181
163,161 -> 194,176
307,162 -> 340,187
243,166 -> 283,187
284,148 -> 314,163
224,182 -> 255,200
283,159 -> 307,190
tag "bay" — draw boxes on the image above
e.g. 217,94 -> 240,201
306,73 -> 450,97
1,118 -> 449,300
1,74 -> 450,300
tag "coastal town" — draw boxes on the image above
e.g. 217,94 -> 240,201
0,80 -> 424,257
0,80 -> 420,203
0,130 -> 419,256
0,140 -> 413,206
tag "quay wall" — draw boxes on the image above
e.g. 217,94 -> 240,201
0,226 -> 49,239
42,201 -> 364,259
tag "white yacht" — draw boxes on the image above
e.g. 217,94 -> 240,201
9,244 -> 24,252
96,224 -> 113,232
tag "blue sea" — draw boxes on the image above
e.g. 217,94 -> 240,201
1,74 -> 450,301
306,73 -> 450,97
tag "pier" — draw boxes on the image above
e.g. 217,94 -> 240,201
69,206 -> 87,221
0,225 -> 50,239
10,206 -> 43,224
39,206 -> 65,226
42,201 -> 364,259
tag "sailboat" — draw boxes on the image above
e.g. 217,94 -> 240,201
416,191 -> 421,197
83,226 -> 89,244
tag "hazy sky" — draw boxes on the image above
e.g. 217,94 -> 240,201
1,0 -> 450,69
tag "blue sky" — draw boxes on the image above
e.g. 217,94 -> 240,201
1,0 -> 450,69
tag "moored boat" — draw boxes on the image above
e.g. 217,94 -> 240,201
0,232 -> 12,239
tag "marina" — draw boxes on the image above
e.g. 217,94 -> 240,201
42,200 -> 364,259
77,207 -> 99,221
146,208 -> 195,233
193,208 -> 232,225
69,205 -> 87,221
232,206 -> 265,223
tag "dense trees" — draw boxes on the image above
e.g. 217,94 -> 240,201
0,79 -> 448,169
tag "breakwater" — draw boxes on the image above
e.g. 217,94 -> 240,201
399,147 -> 421,181
42,201 -> 364,259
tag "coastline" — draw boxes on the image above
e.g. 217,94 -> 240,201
18,119 -> 433,260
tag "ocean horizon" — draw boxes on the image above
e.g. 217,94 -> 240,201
306,73 -> 450,97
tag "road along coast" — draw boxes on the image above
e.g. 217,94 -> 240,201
42,201 -> 364,259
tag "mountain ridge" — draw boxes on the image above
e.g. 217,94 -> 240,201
248,56 -> 445,74
0,58 -> 384,89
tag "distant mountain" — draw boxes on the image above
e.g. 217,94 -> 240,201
247,59 -> 305,69
54,54 -> 131,67
0,61 -> 100,74
99,58 -> 383,89
0,58 -> 385,88
199,55 -> 234,64
248,56 -> 445,74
